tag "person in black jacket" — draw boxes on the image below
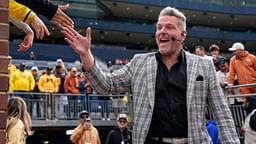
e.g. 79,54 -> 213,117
106,113 -> 132,144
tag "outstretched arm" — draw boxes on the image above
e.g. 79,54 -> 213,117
51,4 -> 74,29
62,27 -> 94,70
9,17 -> 34,51
10,0 -> 50,39
30,15 -> 50,39
15,0 -> 73,28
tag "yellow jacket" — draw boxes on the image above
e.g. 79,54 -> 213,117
38,74 -> 59,92
9,70 -> 35,92
9,0 -> 36,24
8,64 -> 17,92
6,118 -> 25,144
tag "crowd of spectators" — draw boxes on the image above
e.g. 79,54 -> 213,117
8,57 -> 130,120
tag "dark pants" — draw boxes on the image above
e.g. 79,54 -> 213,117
32,93 -> 41,117
14,91 -> 33,114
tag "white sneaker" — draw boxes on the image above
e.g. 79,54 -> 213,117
102,118 -> 106,120
107,118 -> 111,121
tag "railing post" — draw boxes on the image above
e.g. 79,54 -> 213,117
50,93 -> 55,120
44,93 -> 49,120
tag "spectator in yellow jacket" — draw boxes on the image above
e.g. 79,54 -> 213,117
9,62 -> 35,93
38,66 -> 59,93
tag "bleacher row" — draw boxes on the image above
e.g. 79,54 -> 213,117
10,42 -> 144,62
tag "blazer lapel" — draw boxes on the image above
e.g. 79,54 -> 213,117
146,54 -> 157,109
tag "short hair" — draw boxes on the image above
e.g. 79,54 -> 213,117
195,45 -> 205,51
158,6 -> 186,30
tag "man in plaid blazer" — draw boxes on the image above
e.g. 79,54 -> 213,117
63,6 -> 240,144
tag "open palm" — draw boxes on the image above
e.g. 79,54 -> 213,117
63,27 -> 91,56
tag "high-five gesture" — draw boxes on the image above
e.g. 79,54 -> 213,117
62,27 -> 94,70
51,4 -> 74,29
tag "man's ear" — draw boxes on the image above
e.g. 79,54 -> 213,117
181,31 -> 187,37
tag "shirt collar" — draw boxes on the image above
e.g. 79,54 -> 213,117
155,49 -> 186,64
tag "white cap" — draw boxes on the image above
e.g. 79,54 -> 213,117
57,58 -> 63,63
31,66 -> 38,71
117,113 -> 128,121
229,42 -> 245,51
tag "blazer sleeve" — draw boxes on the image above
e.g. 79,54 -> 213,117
83,55 -> 140,95
9,0 -> 36,24
15,0 -> 58,20
207,59 -> 240,143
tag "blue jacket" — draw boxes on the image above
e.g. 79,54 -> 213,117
206,120 -> 219,144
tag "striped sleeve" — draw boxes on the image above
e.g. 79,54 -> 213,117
9,0 -> 36,24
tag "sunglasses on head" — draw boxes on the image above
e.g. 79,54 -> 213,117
119,120 -> 127,123
80,115 -> 89,119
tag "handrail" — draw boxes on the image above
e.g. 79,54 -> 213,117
227,93 -> 256,98
8,91 -> 247,139
8,92 -> 133,122
226,83 -> 256,89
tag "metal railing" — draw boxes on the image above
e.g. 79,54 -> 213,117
8,92 -> 133,121
8,82 -> 256,141
224,83 -> 256,141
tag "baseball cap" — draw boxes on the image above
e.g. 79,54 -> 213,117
117,113 -> 128,121
31,66 -> 38,71
209,44 -> 220,51
56,58 -> 63,63
46,66 -> 53,71
229,42 -> 245,51
216,57 -> 227,65
20,62 -> 26,67
79,110 -> 89,118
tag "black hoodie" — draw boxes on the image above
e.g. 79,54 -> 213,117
106,127 -> 132,144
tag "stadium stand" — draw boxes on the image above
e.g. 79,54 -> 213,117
8,0 -> 256,143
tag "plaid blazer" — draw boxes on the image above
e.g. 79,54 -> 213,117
85,51 -> 240,144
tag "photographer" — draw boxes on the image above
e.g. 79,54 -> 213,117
70,110 -> 101,144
